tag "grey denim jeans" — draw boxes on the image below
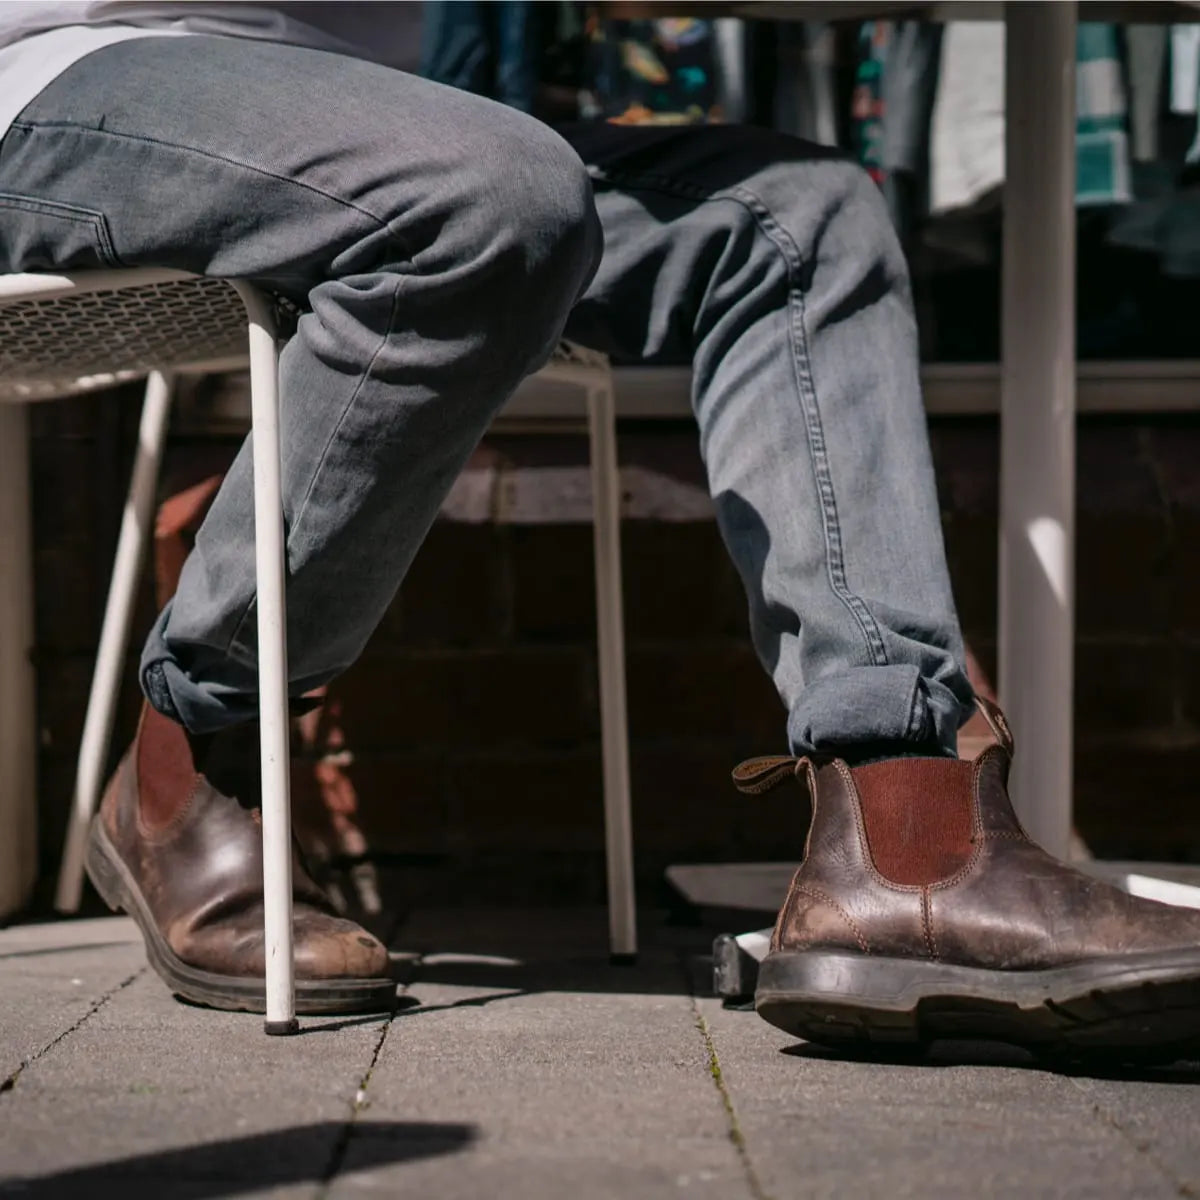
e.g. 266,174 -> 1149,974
0,35 -> 974,757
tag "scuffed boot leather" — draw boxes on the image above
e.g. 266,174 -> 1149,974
742,700 -> 1200,1060
86,705 -> 395,1014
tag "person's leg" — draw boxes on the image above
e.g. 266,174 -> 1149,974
559,122 -> 1200,1059
560,121 -> 972,760
1,36 -> 600,734
1,35 -> 599,1011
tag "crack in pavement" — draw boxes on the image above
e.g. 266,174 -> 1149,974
0,967 -> 146,1098
682,947 -> 773,1200
315,1012 -> 396,1198
1070,1079 -> 1199,1198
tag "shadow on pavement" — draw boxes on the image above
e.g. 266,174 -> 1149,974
783,1039 -> 1200,1083
406,954 -> 700,999
0,942 -> 137,962
0,1120 -> 476,1199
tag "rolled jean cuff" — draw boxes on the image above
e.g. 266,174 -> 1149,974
139,603 -> 259,734
786,664 -> 968,758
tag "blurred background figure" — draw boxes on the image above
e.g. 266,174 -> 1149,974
421,1 -> 542,113
422,2 -> 743,126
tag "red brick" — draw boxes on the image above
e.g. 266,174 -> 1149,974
964,638 -> 997,693
453,647 -> 591,745
1145,424 -> 1200,513
1074,743 -> 1200,860
35,651 -> 142,767
382,522 -> 510,646
318,646 -> 591,752
621,522 -> 748,641
449,750 -> 604,851
29,382 -> 141,440
301,753 -> 452,854
314,655 -> 457,753
33,545 -> 104,653
626,643 -> 781,744
1076,425 -> 1163,513
509,524 -> 595,640
630,746 -> 809,857
1172,645 -> 1200,730
425,851 -> 610,907
1079,515 -> 1171,636
928,422 -> 998,514
1073,641 -> 1176,734
509,518 -> 747,645
1170,514 -> 1200,635
159,443 -> 239,503
941,512 -> 997,641
32,440 -> 101,545
34,760 -> 72,884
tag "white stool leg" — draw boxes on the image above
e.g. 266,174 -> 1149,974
234,283 -> 296,1035
55,371 -> 173,913
587,375 -> 637,962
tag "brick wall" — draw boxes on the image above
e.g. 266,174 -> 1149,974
24,389 -> 1200,913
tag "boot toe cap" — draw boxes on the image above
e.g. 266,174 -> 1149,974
294,916 -> 391,981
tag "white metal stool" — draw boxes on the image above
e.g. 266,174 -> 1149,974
1,269 -> 637,1032
0,268 -> 295,1032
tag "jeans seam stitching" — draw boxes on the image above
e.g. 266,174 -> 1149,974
593,166 -> 890,666
224,274 -> 406,662
8,120 -> 392,230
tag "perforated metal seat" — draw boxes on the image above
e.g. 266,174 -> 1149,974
0,270 -> 253,401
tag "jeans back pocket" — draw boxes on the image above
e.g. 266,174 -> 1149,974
0,192 -> 121,274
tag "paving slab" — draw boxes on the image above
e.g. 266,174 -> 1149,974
1066,1068 -> 1200,1195
699,995 -> 1199,1200
5,910 -> 1200,1199
0,919 -> 400,1200
331,912 -> 751,1200
0,917 -> 145,1083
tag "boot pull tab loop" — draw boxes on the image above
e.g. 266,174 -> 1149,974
731,755 -> 805,795
974,694 -> 1015,756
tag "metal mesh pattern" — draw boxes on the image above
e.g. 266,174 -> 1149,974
0,273 -> 608,405
0,277 -> 249,402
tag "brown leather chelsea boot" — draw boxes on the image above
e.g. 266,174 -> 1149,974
86,704 -> 395,1015
739,701 -> 1200,1060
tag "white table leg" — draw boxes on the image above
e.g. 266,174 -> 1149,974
0,403 -> 37,920
999,3 -> 1078,857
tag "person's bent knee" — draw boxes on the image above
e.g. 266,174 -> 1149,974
460,112 -> 602,314
750,146 -> 901,269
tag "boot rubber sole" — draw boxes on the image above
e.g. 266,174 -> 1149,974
756,948 -> 1200,1061
86,818 -> 397,1016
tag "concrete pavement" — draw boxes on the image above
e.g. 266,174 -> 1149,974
3,910 -> 1199,1199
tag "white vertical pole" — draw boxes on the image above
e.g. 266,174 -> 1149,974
55,371 -> 173,912
234,283 -> 296,1034
999,3 -> 1077,858
587,378 -> 637,962
0,404 -> 37,921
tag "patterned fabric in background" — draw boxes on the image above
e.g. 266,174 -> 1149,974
852,22 -> 889,186
1076,23 -> 1132,206
585,11 -> 721,125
